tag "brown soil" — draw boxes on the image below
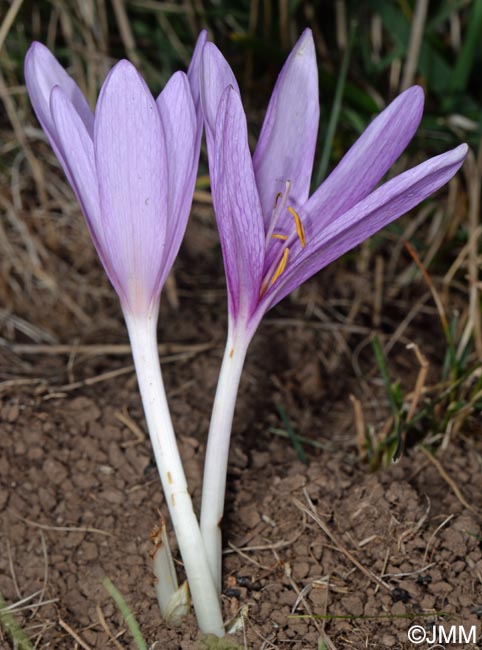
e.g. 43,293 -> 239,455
1,206 -> 481,650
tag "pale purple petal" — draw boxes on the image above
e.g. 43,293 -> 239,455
187,29 -> 207,139
304,86 -> 425,232
213,87 -> 265,322
24,42 -> 94,155
156,71 -> 197,285
267,144 -> 468,308
49,86 -> 109,269
200,42 -> 240,156
253,29 -> 319,226
94,60 -> 168,315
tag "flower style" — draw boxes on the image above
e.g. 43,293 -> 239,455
25,36 -> 205,317
199,29 -> 468,591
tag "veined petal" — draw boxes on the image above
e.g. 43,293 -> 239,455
94,60 -> 168,315
253,29 -> 319,226
156,71 -> 197,285
267,144 -> 468,308
305,86 -> 425,232
187,29 -> 208,138
25,42 -> 94,152
49,86 -> 108,267
213,87 -> 265,322
200,42 -> 239,156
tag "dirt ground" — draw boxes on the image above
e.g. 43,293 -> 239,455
1,201 -> 481,650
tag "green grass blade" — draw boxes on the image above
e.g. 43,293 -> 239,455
0,592 -> 34,650
103,578 -> 147,650
451,0 -> 482,92
268,427 -> 330,450
313,20 -> 357,187
371,336 -> 399,414
275,404 -> 308,465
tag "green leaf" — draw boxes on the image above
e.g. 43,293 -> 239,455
103,578 -> 147,650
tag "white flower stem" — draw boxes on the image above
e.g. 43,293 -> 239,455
124,308 -> 225,637
200,333 -> 248,592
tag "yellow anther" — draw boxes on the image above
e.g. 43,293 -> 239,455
288,206 -> 306,248
271,233 -> 288,241
270,247 -> 290,286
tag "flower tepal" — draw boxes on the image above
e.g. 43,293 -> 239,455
201,29 -> 468,341
25,41 -> 200,317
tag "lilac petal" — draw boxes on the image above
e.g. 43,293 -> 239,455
200,42 -> 240,155
156,71 -> 197,285
253,29 -> 319,226
213,87 -> 265,322
187,29 -> 208,138
49,87 -> 108,263
95,60 -> 168,315
24,42 -> 94,155
267,144 -> 468,308
304,86 -> 425,232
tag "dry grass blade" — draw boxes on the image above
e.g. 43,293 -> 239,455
111,0 -> 141,66
349,394 -> 366,460
293,498 -> 392,593
96,604 -> 124,650
226,543 -> 272,570
4,341 -> 213,356
44,347 -> 213,395
443,225 -> 482,288
420,448 -> 477,514
423,514 -> 455,563
401,0 -> 429,90
157,12 -> 190,66
51,365 -> 135,393
463,148 -> 482,357
0,0 -> 25,51
373,255 -> 384,327
58,617 -> 93,650
405,342 -> 429,421
28,532 -> 49,618
0,591 -> 43,614
0,378 -> 46,394
116,409 -> 146,445
3,598 -> 58,615
404,240 -> 449,336
6,539 -> 22,601
12,514 -> 112,537
0,70 -> 46,205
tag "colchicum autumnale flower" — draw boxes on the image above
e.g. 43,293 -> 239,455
25,35 -> 225,636
199,29 -> 468,591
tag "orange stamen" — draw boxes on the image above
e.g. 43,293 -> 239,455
270,248 -> 290,286
288,206 -> 306,248
271,233 -> 288,241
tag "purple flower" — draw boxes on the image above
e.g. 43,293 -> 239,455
201,29 -> 468,342
25,33 -> 206,317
